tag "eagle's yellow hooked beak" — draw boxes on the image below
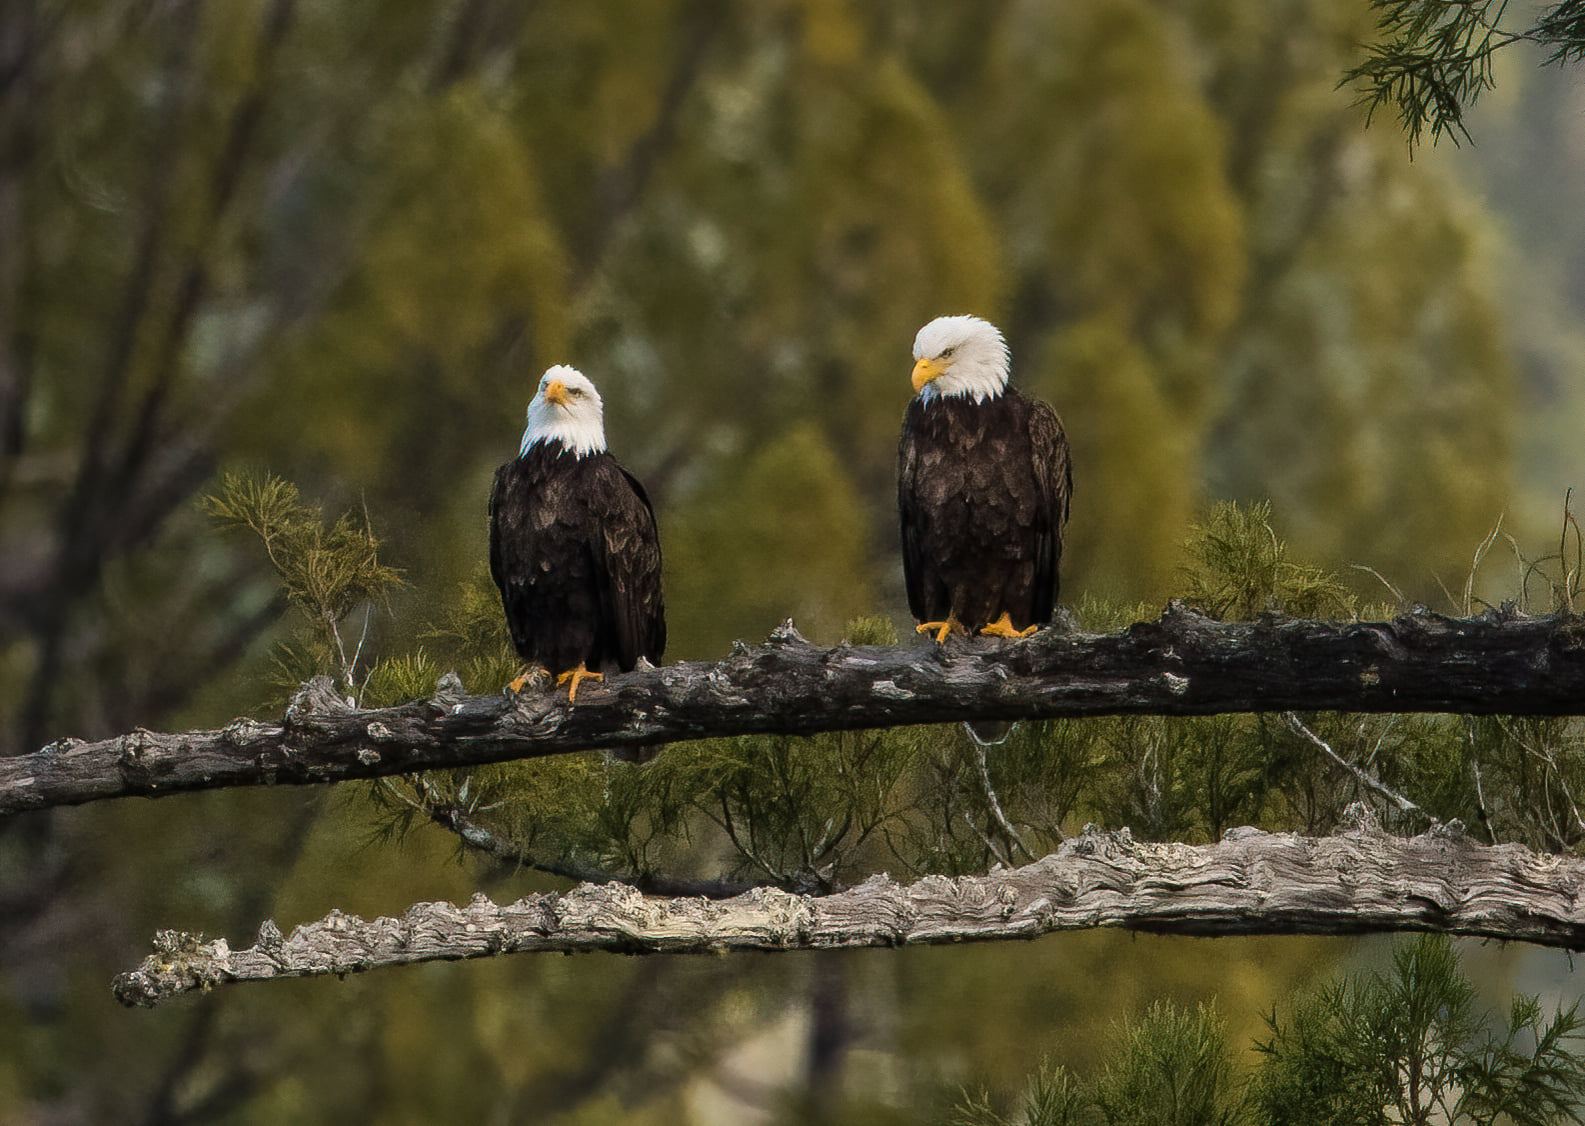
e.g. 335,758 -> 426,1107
912,357 -> 945,393
543,379 -> 569,406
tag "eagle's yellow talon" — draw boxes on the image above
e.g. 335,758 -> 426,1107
555,666 -> 604,703
916,618 -> 964,645
979,613 -> 1037,640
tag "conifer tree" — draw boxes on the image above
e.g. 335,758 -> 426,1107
1347,0 -> 1585,148
954,936 -> 1585,1126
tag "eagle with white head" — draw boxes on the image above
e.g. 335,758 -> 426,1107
489,365 -> 666,701
898,315 -> 1072,645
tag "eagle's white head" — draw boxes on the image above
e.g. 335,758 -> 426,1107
520,365 -> 608,458
910,315 -> 1010,404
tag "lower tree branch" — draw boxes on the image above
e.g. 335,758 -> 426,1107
113,807 -> 1585,1006
9,606 -> 1585,816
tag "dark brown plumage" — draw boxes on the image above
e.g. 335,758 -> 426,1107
898,389 -> 1070,634
490,447 -> 665,678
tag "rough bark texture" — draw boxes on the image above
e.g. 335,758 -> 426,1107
9,606 -> 1585,816
113,809 -> 1585,1007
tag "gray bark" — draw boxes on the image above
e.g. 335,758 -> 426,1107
112,808 -> 1585,1007
8,605 -> 1585,816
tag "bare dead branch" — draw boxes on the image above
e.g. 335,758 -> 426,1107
970,738 -> 1034,863
112,808 -> 1585,1007
8,606 -> 1585,817
1284,712 -> 1429,823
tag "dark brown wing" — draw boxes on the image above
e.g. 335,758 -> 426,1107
488,464 -> 507,594
1026,397 -> 1072,623
897,400 -> 932,623
488,461 -> 529,657
594,461 -> 666,670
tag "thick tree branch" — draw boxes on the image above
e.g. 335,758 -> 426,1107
7,606 -> 1585,817
112,808 -> 1585,1007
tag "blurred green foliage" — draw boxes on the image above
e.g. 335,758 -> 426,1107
953,935 -> 1585,1126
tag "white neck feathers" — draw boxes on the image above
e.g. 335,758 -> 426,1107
918,368 -> 1007,405
519,415 -> 606,459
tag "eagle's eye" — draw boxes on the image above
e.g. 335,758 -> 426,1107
940,346 -> 957,359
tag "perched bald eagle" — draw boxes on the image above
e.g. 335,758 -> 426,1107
898,315 -> 1071,645
490,365 -> 665,701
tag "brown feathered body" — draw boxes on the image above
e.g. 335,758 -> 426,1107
897,387 -> 1071,632
489,442 -> 665,677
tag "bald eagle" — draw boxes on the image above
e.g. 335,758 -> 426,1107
490,365 -> 665,701
898,315 -> 1071,645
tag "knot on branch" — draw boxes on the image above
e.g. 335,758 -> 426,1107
765,619 -> 811,647
1337,801 -> 1383,836
1391,604 -> 1465,641
1122,601 -> 1215,648
428,671 -> 468,714
222,718 -> 275,748
112,930 -> 233,1009
117,729 -> 154,768
286,677 -> 356,725
1058,824 -> 1137,862
1220,825 -> 1266,843
1047,605 -> 1081,635
556,881 -> 645,928
1479,601 -> 1525,625
1158,599 -> 1214,627
739,885 -> 815,945
255,918 -> 284,952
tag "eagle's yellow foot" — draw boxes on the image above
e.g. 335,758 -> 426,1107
979,613 -> 1037,640
506,665 -> 546,695
555,665 -> 604,703
916,618 -> 965,645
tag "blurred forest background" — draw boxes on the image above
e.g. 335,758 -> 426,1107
4,0 -> 1585,1122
